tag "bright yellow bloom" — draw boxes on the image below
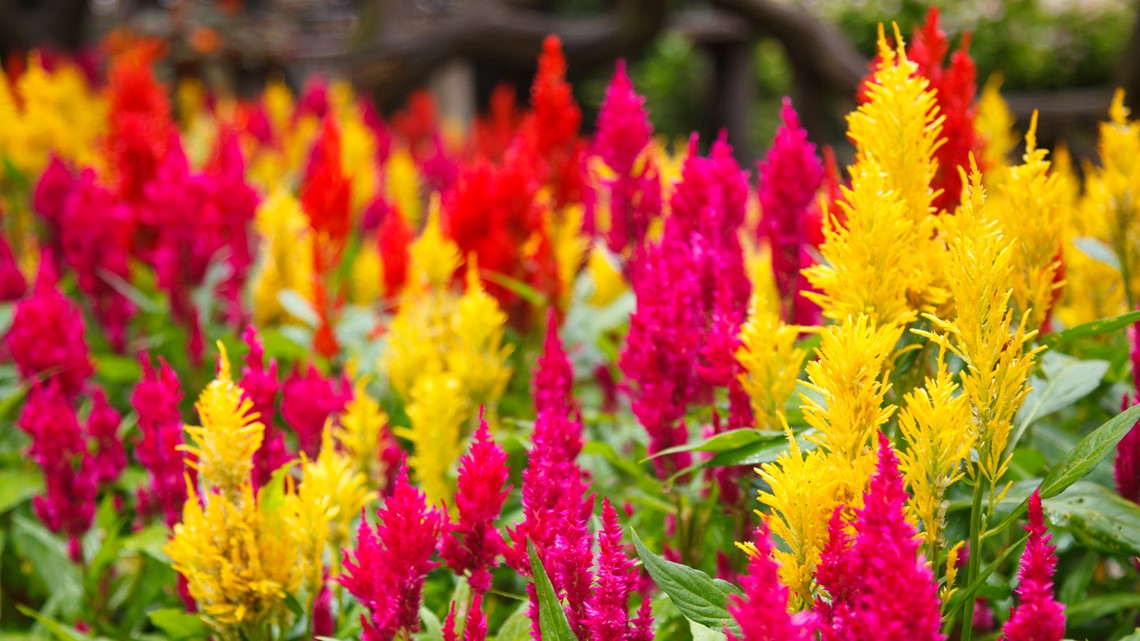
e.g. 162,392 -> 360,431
942,540 -> 966,605
919,160 -> 1042,499
848,24 -> 944,220
341,107 -> 380,215
586,244 -> 627,308
181,343 -> 264,496
387,148 -> 423,225
757,425 -> 839,609
397,374 -> 468,507
990,114 -> 1068,331
1083,89 -> 1140,307
251,190 -> 316,326
335,378 -> 391,490
408,195 -> 462,291
447,258 -> 514,410
263,79 -> 294,138
897,359 -> 973,560
167,481 -> 301,637
351,235 -> 383,306
735,296 -> 808,431
549,203 -> 589,309
281,470 -> 334,599
975,74 -> 1017,188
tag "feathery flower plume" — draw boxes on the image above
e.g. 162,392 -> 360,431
1000,490 -> 1065,641
735,295 -> 808,431
1116,395 -> 1140,504
87,388 -> 126,487
728,522 -> 816,641
6,259 -> 92,397
335,378 -> 400,493
398,374 -> 468,507
757,98 -> 824,325
0,228 -> 26,301
18,380 -> 97,558
975,75 -> 1017,186
341,464 -> 444,641
442,413 -> 511,594
133,356 -> 188,527
585,499 -> 641,641
281,364 -> 352,458
239,326 -> 290,488
814,433 -> 943,641
250,190 -> 315,326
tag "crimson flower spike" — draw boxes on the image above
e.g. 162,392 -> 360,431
1001,489 -> 1065,641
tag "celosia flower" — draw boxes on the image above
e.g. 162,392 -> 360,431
533,311 -> 579,443
204,128 -> 260,324
32,155 -> 74,232
301,424 -> 375,563
594,60 -> 651,177
0,229 -> 27,301
250,189 -> 316,326
133,356 -> 188,527
104,45 -> 171,204
474,83 -> 521,162
335,378 -> 399,493
585,499 -> 640,641
181,343 -> 264,496
167,481 -> 302,631
377,204 -> 413,299
1117,394 -> 1140,504
735,294 -> 808,431
1001,490 -> 1065,641
441,413 -> 511,594
238,326 -> 289,488
814,433 -> 943,641
397,374 -> 468,507
87,388 -> 126,487
6,258 -> 92,397
757,98 -> 824,325
975,75 -> 1017,187
281,364 -> 352,458
302,116 -> 352,253
18,380 -> 97,558
340,463 -> 444,641
728,522 -> 816,641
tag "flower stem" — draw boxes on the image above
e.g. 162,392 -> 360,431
961,476 -> 985,641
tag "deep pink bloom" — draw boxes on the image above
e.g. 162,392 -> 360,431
533,311 -> 582,460
757,99 -> 825,326
1001,490 -> 1065,641
6,258 -> 92,397
311,578 -> 334,640
629,598 -> 654,641
204,128 -> 259,325
59,168 -> 135,351
594,60 -> 651,176
341,463 -> 444,641
33,156 -> 74,230
87,388 -> 126,487
281,365 -> 352,458
1115,394 -> 1140,504
19,381 -> 97,554
240,326 -> 290,488
465,592 -> 488,641
0,230 -> 26,301
728,522 -> 816,641
585,499 -> 639,641
442,413 -> 511,594
132,356 -> 188,527
814,433 -> 943,641
1130,315 -> 1140,397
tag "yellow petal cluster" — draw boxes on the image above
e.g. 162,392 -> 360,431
335,378 -> 392,491
989,114 -> 1069,331
397,374 -> 469,507
251,190 -> 316,326
180,343 -> 264,496
919,160 -> 1042,498
735,295 -> 807,431
975,74 -> 1017,188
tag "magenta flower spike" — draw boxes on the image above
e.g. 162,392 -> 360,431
341,463 -> 444,641
1000,490 -> 1065,641
282,364 -> 352,458
1115,394 -> 1140,504
585,499 -> 639,641
728,522 -> 816,641
594,60 -> 651,176
815,433 -> 943,641
442,411 -> 511,594
132,356 -> 189,527
87,387 -> 126,487
239,325 -> 290,488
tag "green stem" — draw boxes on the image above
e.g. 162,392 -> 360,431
961,478 -> 986,641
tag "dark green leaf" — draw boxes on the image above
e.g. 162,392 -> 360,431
484,272 -> 547,308
146,609 -> 210,641
1039,403 -> 1140,500
1044,482 -> 1140,557
708,430 -> 816,467
1013,353 -> 1108,448
631,529 -> 740,634
283,591 -> 305,618
0,468 -> 43,515
647,429 -> 775,461
1041,309 -> 1140,349
527,539 -> 576,641
15,604 -> 92,641
1064,593 -> 1140,627
12,516 -> 83,617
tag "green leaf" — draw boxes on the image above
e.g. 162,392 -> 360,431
121,524 -> 172,562
283,591 -> 305,618
1064,593 -> 1140,627
278,289 -> 320,328
1013,353 -> 1109,447
689,619 -> 728,641
0,468 -> 43,515
12,516 -> 83,618
416,604 -> 443,641
708,430 -> 817,468
494,602 -> 534,641
484,271 -> 547,308
1039,403 -> 1140,499
1044,482 -> 1140,557
1041,309 -> 1140,349
15,604 -> 99,641
1118,629 -> 1140,641
0,302 -> 14,336
146,609 -> 210,641
631,529 -> 740,634
258,463 -> 295,519
647,429 -> 775,461
527,539 -> 576,641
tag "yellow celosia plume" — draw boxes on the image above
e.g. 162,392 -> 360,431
975,74 -> 1017,188
335,378 -> 391,491
251,190 -> 316,326
397,374 -> 468,507
735,295 -> 807,431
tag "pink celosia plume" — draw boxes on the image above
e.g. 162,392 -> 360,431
1000,489 -> 1065,641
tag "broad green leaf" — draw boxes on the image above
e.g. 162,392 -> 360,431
121,524 -> 172,562
278,289 -> 320,328
495,602 -> 534,641
146,609 -> 210,640
283,591 -> 305,618
528,540 -> 576,641
0,468 -> 43,515
708,430 -> 816,468
416,604 -> 443,641
15,604 -> 108,641
12,516 -> 83,617
98,268 -> 159,314
647,429 -> 775,461
1039,403 -> 1140,500
1041,309 -> 1140,349
1013,353 -> 1108,448
1044,482 -> 1140,557
1064,593 -> 1140,627
689,619 -> 728,641
1118,629 -> 1140,641
631,529 -> 741,634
